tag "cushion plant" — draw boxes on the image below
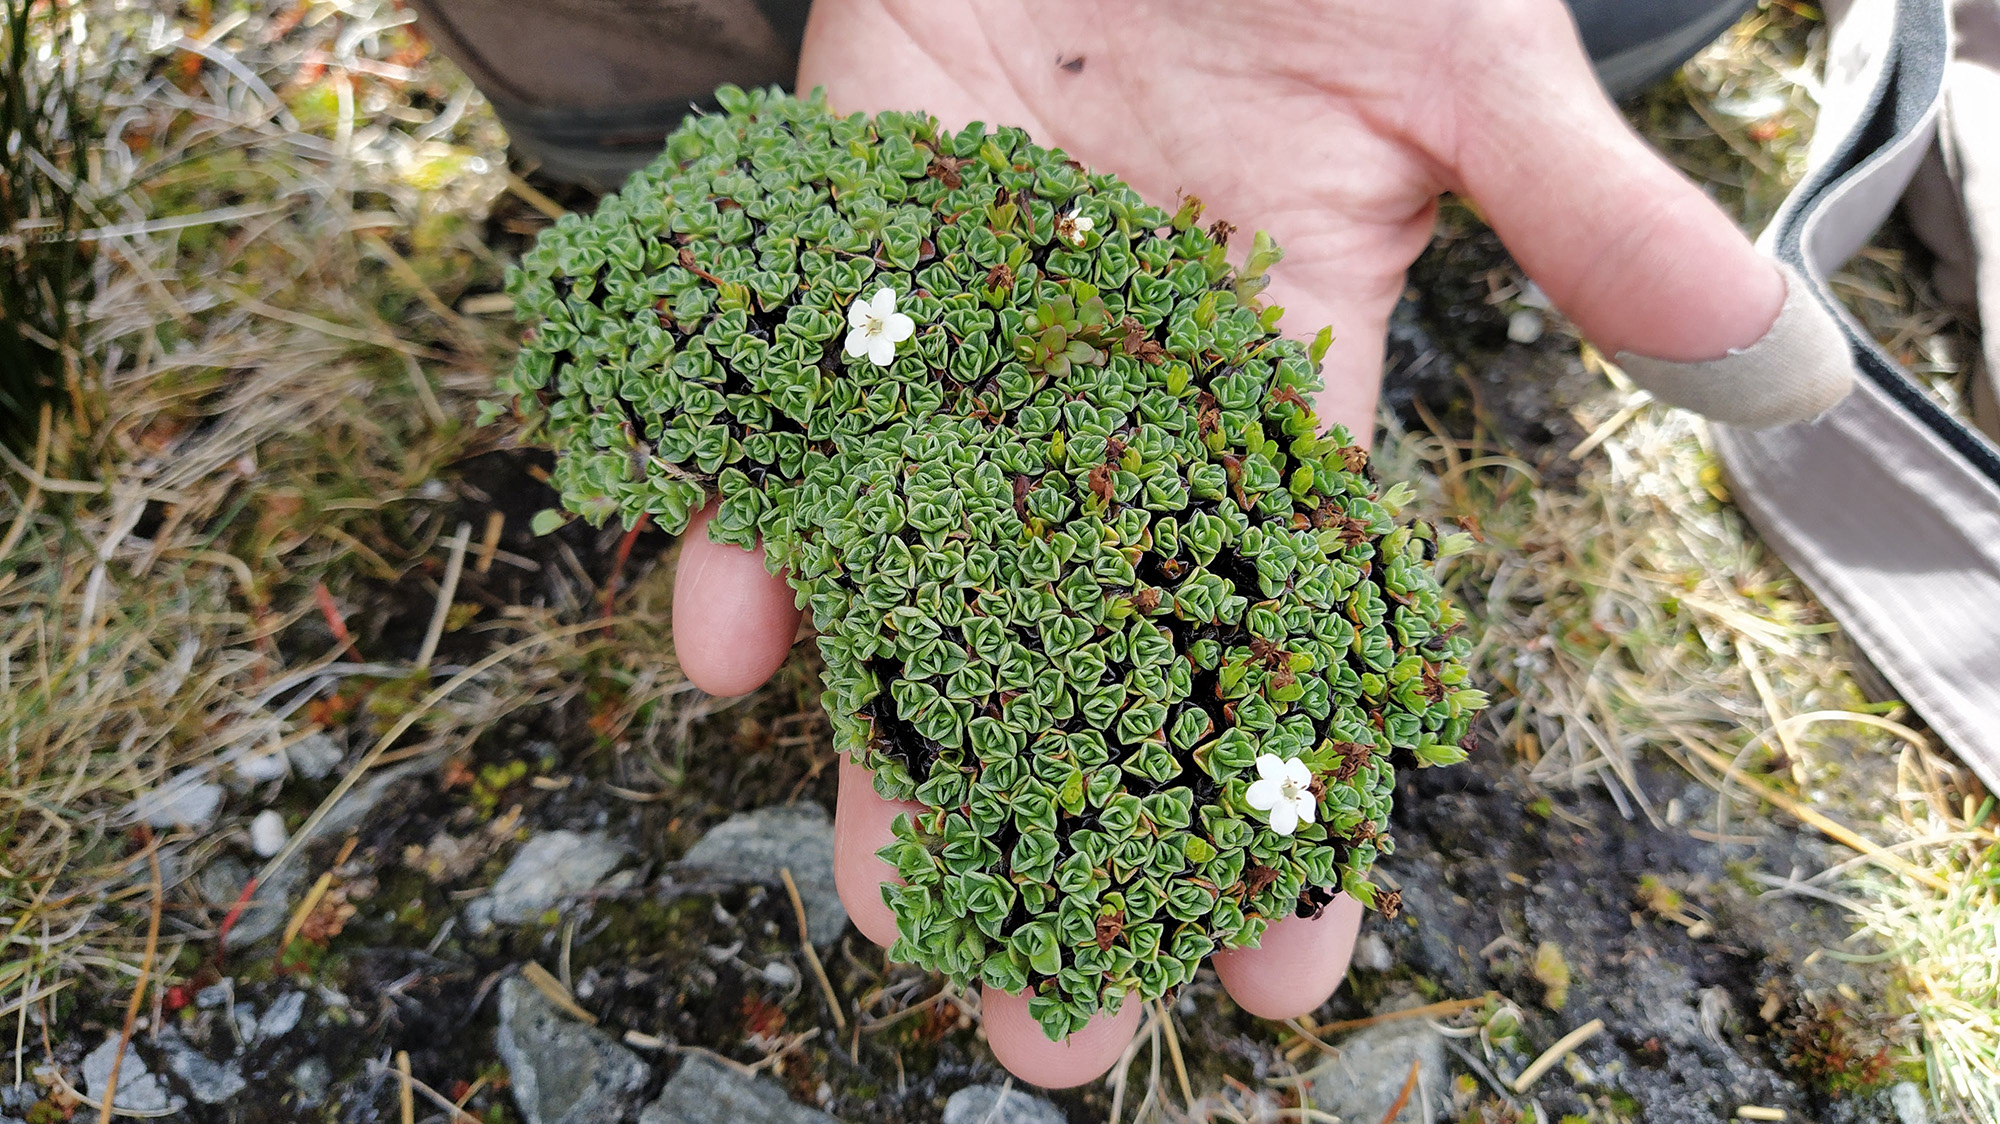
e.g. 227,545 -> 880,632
495,85 -> 1485,1040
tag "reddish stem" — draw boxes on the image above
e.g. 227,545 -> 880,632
313,580 -> 359,659
601,515 -> 650,625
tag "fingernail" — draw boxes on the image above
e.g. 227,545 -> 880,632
1614,261 -> 1854,428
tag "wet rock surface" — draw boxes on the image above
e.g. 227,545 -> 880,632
1370,756 -> 1910,1124
497,976 -> 649,1124
130,772 -> 225,829
195,854 -> 305,948
159,1029 -> 249,1104
487,830 -> 629,924
1302,996 -> 1448,1123
640,1055 -> 840,1124
82,1037 -> 182,1115
941,1084 -> 1067,1124
674,804 -> 845,947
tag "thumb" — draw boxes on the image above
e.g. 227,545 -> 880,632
1443,6 -> 1785,363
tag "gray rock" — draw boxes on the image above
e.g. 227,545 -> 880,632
1890,1082 -> 1931,1124
194,982 -> 231,1009
496,976 -> 648,1124
196,855 -> 304,948
640,1054 -> 838,1124
1305,1012 -> 1447,1124
232,1004 -> 260,1045
158,1030 -> 247,1104
288,732 -> 345,779
489,831 -> 628,925
291,1056 -> 332,1108
130,774 -> 224,829
677,805 -> 845,946
463,895 -> 496,936
943,1083 -> 1067,1124
318,760 -> 424,837
1353,931 -> 1394,973
258,991 -> 306,1040
81,1037 -> 184,1115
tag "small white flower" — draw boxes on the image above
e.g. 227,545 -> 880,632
844,286 -> 916,367
1244,753 -> 1317,837
1057,208 -> 1094,247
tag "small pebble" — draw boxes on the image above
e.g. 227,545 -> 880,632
1890,1082 -> 1931,1124
132,776 -> 224,829
1508,308 -> 1546,345
291,1057 -> 332,1108
234,749 -> 289,783
257,991 -> 305,1041
1353,932 -> 1394,973
287,733 -> 344,779
249,810 -> 288,857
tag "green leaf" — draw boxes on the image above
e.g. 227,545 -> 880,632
504,91 -> 1487,1011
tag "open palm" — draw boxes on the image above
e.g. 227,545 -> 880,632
671,0 -> 1784,1087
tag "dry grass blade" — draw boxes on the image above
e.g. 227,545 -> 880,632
0,403 -> 51,563
415,521 -> 472,670
1377,1058 -> 1421,1124
367,1056 -> 480,1124
256,618 -> 629,891
780,867 -> 847,1033
278,871 -> 336,954
520,961 -> 597,1026
1681,740 -> 1950,893
395,1049 -> 415,1124
97,838 -> 162,1124
1512,1017 -> 1604,1093
1156,999 -> 1193,1110
1304,995 -> 1492,1039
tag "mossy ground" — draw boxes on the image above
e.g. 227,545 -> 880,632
5,2 -> 1993,1123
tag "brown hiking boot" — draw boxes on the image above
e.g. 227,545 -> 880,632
405,0 -> 810,189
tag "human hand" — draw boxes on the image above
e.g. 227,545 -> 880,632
673,0 -> 1784,1087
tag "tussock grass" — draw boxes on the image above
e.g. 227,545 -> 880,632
1847,759 -> 2000,1121
1379,6 -> 1997,1119
0,0 -> 95,451
0,0 -> 649,1068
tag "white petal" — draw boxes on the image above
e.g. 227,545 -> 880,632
1074,215 -> 1094,232
1268,802 -> 1299,836
849,299 -> 874,330
1255,754 -> 1285,782
867,334 -> 897,367
1245,776 -> 1282,811
1293,794 -> 1316,825
884,312 -> 915,342
844,327 -> 871,358
1284,757 -> 1314,787
870,287 -> 898,316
